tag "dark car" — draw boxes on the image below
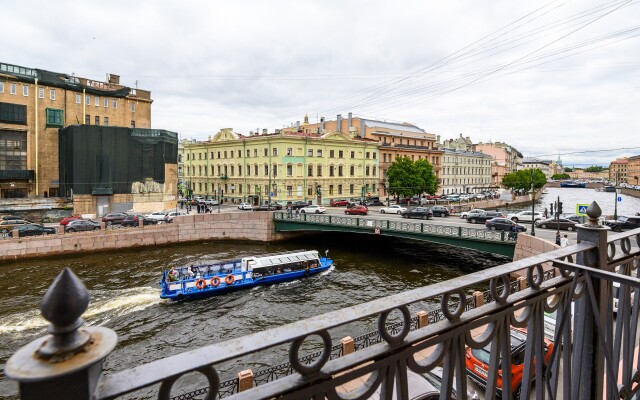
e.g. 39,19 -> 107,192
10,224 -> 56,238
485,217 -> 527,232
0,219 -> 33,234
466,211 -> 505,224
290,201 -> 310,210
365,200 -> 385,207
122,214 -> 158,227
60,215 -> 82,226
604,216 -> 640,232
253,204 -> 277,211
271,202 -> 284,210
430,205 -> 450,217
535,217 -> 578,231
1,215 -> 22,221
345,205 -> 368,215
401,207 -> 433,220
65,219 -> 101,233
102,213 -> 128,226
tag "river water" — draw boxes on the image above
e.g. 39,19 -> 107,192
0,233 -> 508,398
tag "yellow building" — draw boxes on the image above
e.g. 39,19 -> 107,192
609,158 -> 629,183
183,128 -> 380,205
0,62 -> 152,199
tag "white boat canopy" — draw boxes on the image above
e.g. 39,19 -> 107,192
242,250 -> 320,271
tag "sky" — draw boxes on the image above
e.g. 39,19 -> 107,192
3,0 -> 640,167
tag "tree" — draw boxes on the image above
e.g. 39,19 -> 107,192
501,169 -> 547,190
564,167 -> 574,172
387,156 -> 438,197
585,165 -> 605,172
552,173 -> 571,180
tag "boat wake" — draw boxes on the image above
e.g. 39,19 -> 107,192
319,265 -> 335,276
0,287 -> 160,334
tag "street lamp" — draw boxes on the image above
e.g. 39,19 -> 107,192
530,168 -> 536,236
614,172 -> 620,220
385,178 -> 390,207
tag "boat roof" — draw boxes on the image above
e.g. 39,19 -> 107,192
246,250 -> 320,268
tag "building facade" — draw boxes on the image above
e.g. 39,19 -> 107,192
183,128 -> 380,205
440,135 -> 492,194
0,62 -> 151,199
627,155 -> 640,186
609,157 -> 629,183
472,142 -> 522,187
519,157 -> 552,178
282,113 -> 442,198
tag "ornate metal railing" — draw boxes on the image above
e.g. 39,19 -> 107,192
274,212 -> 508,242
6,202 -> 640,400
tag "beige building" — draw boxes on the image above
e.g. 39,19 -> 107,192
627,155 -> 640,186
440,134 -> 492,194
519,157 -> 552,178
283,114 -> 442,198
472,142 -> 523,187
183,127 -> 379,205
0,62 -> 151,199
567,169 -> 609,180
609,157 -> 629,183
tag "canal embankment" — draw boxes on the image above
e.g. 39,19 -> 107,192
0,212 -> 297,261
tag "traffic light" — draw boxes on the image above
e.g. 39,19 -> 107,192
557,201 -> 563,215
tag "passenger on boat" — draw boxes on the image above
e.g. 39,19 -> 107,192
188,265 -> 197,279
167,267 -> 179,282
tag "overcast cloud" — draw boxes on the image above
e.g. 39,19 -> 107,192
3,0 -> 640,166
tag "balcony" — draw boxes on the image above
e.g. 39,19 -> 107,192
0,169 -> 34,180
5,202 -> 640,400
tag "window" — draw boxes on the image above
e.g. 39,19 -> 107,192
85,115 -> 90,124
237,164 -> 242,176
329,150 -> 335,158
217,165 -> 221,176
338,184 -> 343,194
22,85 -> 29,96
130,102 -> 136,112
211,152 -> 215,159
273,165 -> 278,177
0,82 -> 3,93
329,185 -> 334,195
350,165 -> 355,176
317,165 -> 323,176
131,120 -> 135,128
198,153 -> 202,160
0,130 -> 27,170
211,166 -> 214,175
366,166 -> 370,176
224,151 -> 227,158
329,166 -> 334,177
237,150 -> 241,157
287,186 -> 292,196
112,99 -> 117,108
104,117 -> 108,126
338,150 -> 344,158
254,149 -> 258,157
239,184 -> 243,194
307,149 -> 313,157
45,108 -> 64,127
264,165 -> 269,176
373,153 -> 377,160
104,98 -> 108,107
350,151 -> 355,158
308,165 -> 313,176
273,148 -> 278,156
317,149 -> 323,157
10,83 -> 16,95
254,165 -> 258,175
50,89 -> 56,100
338,165 -> 343,176
373,166 -> 377,177
246,165 -> 250,176
287,148 -> 292,156
366,152 -> 370,159
217,152 -> 220,158
76,94 -> 81,103
383,154 -> 387,162
308,185 -> 313,196
95,97 -> 100,106
0,103 -> 27,124
38,87 -> 44,99
350,184 -> 354,195
86,95 -> 91,105
287,164 -> 293,176
230,166 -> 234,176
95,116 -> 100,125
246,149 -> 250,157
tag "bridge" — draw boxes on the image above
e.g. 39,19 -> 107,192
6,202 -> 640,400
273,211 -> 517,257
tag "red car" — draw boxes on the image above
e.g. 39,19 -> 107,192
345,205 -> 368,215
60,215 -> 82,226
466,327 -> 553,399
330,199 -> 350,207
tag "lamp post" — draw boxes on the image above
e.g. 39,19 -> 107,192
614,172 -> 619,220
530,168 -> 536,236
385,178 -> 390,207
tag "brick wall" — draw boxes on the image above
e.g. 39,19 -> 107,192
0,212 -> 293,261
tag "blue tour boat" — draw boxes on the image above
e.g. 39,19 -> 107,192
560,181 -> 586,188
160,250 -> 333,300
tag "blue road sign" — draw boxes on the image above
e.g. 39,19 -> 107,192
618,196 -> 622,203
576,203 -> 589,216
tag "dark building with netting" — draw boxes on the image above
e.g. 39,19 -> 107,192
59,125 -> 178,216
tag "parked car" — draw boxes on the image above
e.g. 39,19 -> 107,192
535,218 -> 578,231
604,215 -> 640,232
238,203 -> 253,210
102,213 -> 128,226
401,207 -> 433,220
10,224 -> 56,238
365,200 -> 385,207
485,217 -> 527,232
253,204 -> 278,211
430,205 -> 450,217
507,210 -> 544,223
144,211 -> 168,222
272,202 -> 284,210
60,215 -> 82,226
122,214 -> 158,227
204,199 -> 219,206
330,199 -> 350,207
0,215 -> 22,221
466,211 -> 505,224
165,211 -> 187,222
466,327 -> 553,399
368,367 -> 479,400
380,205 -> 406,214
290,201 -> 310,210
0,219 -> 33,234
345,205 -> 368,215
300,205 -> 327,214
460,209 -> 485,219
65,219 -> 101,233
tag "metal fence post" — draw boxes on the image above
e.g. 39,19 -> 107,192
238,369 -> 254,392
573,201 -> 609,400
341,336 -> 355,356
5,268 -> 117,400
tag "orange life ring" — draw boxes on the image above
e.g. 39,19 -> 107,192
225,274 -> 235,285
195,278 -> 207,290
210,277 -> 221,287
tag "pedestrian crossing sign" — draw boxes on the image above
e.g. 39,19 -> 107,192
576,204 -> 589,216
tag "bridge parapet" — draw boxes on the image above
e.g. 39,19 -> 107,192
6,202 -> 640,400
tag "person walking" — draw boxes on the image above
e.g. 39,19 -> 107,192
544,208 -> 548,219
555,231 -> 561,246
560,234 -> 569,247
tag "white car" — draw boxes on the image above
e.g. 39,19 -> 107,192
379,205 -> 406,214
145,211 -> 167,222
507,210 -> 544,223
460,209 -> 485,219
300,205 -> 326,214
165,211 -> 187,222
238,203 -> 253,210
204,199 -> 219,206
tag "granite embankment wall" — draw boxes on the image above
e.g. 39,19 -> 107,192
512,233 -> 559,278
0,212 -> 294,262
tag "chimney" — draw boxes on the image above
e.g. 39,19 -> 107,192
336,114 -> 342,133
107,74 -> 120,84
263,128 -> 268,135
436,135 -> 441,143
295,121 -> 300,131
320,117 -> 325,132
348,112 -> 352,128
360,119 -> 365,138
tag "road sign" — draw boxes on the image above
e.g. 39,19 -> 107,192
618,196 -> 622,203
576,203 -> 589,216
270,192 -> 274,197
